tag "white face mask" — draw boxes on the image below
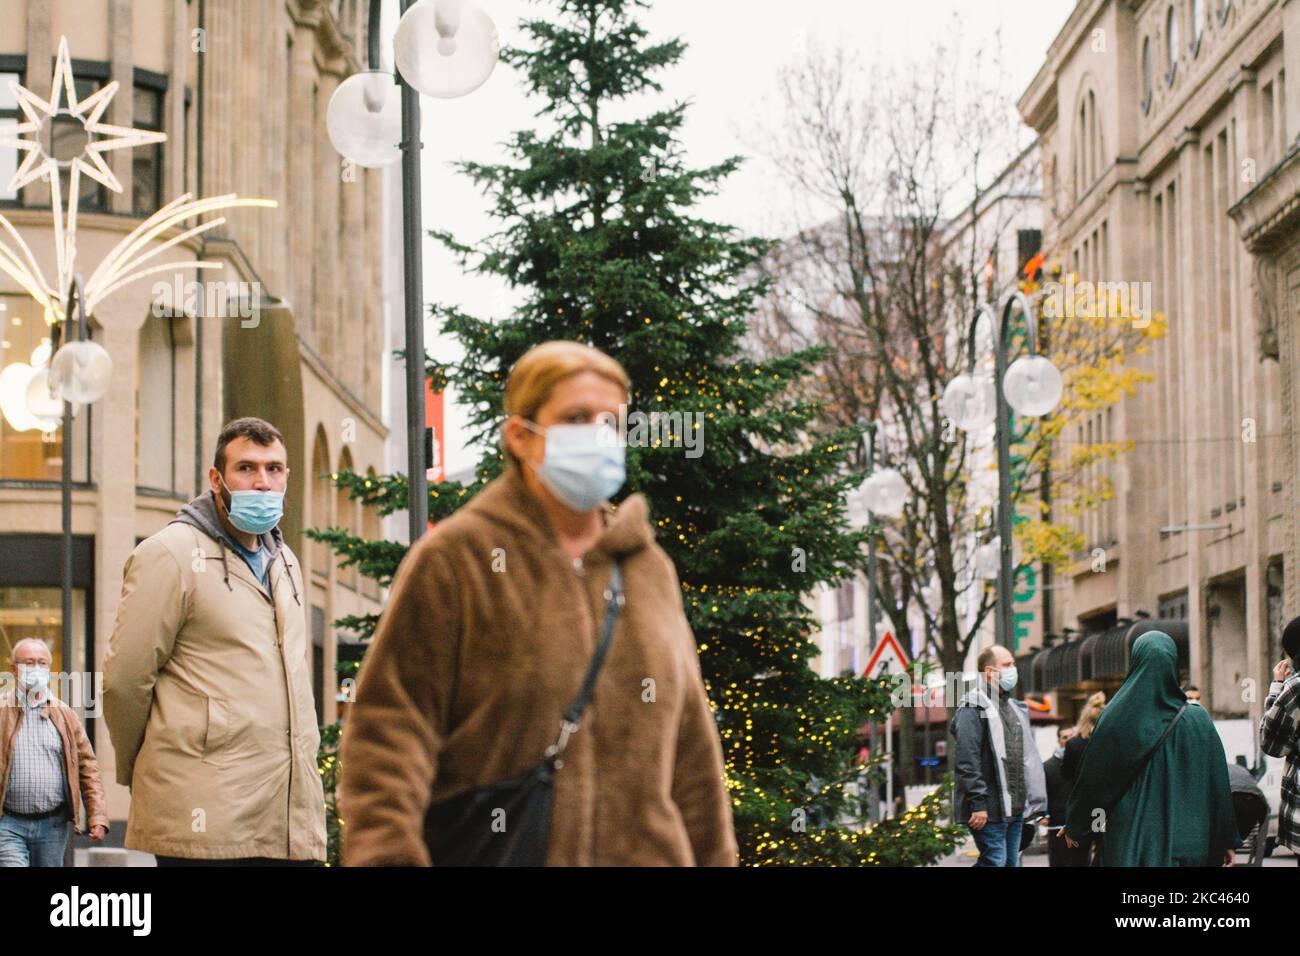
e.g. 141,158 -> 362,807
18,664 -> 50,694
521,420 -> 626,512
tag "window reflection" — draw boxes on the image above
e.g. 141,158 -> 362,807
0,295 -> 90,482
0,586 -> 87,687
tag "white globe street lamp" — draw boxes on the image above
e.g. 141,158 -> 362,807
326,71 -> 403,168
393,0 -> 500,99
49,338 -> 113,405
1003,354 -> 1064,418
860,467 -> 908,519
940,372 -> 997,431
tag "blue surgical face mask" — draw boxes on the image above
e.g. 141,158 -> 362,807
521,419 -> 626,513
219,474 -> 285,534
998,665 -> 1019,692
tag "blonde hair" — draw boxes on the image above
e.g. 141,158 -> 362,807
502,341 -> 631,466
1073,691 -> 1107,739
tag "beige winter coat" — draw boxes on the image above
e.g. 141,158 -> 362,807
103,494 -> 325,860
338,466 -> 737,866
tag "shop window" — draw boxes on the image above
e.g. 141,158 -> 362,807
0,587 -> 87,690
132,85 -> 164,215
0,295 -> 90,483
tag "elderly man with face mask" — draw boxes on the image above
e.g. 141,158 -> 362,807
0,639 -> 108,866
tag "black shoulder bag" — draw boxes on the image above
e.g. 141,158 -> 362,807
1089,701 -> 1188,865
422,562 -> 625,867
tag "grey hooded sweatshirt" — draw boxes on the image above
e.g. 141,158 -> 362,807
171,489 -> 295,600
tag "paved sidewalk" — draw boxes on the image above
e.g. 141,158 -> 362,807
73,847 -> 157,866
935,831 -> 1300,867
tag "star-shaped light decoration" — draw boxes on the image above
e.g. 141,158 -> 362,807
0,35 -> 276,325
0,36 -> 276,433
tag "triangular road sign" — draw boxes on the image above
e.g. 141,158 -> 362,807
863,631 -> 910,680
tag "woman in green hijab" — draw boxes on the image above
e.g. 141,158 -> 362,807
1063,630 -> 1239,866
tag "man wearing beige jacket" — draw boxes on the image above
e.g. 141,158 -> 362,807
104,417 -> 325,865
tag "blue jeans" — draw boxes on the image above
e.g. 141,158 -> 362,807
0,813 -> 71,867
971,813 -> 1024,867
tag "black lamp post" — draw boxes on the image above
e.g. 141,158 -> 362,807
947,291 -> 1062,649
335,0 -> 497,542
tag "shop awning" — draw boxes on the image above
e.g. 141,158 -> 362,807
1026,619 -> 1189,692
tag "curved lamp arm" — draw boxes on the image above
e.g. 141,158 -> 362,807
999,289 -> 1040,357
962,302 -> 998,374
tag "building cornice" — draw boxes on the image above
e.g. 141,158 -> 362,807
1134,1 -> 1281,176
1018,0 -> 1109,130
296,333 -> 388,437
1228,137 -> 1300,253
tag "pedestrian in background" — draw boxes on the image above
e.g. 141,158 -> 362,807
338,341 -> 736,866
104,417 -> 324,866
950,644 -> 1048,867
1057,691 -> 1105,865
0,639 -> 108,867
1042,724 -> 1075,867
1063,631 -> 1237,866
1260,616 -> 1300,864
1060,691 -> 1105,787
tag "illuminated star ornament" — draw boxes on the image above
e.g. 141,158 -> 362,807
0,35 -> 276,325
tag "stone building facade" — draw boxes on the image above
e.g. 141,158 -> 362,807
0,0 -> 388,831
1018,0 -> 1298,756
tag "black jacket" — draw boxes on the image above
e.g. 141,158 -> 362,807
949,692 -> 1047,824
1061,734 -> 1088,785
1043,753 -> 1070,825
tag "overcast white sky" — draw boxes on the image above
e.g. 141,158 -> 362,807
399,0 -> 1079,473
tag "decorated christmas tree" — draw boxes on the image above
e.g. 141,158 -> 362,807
314,0 -> 964,866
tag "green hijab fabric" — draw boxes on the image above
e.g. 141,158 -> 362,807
1063,630 -> 1239,866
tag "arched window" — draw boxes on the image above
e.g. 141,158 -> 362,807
1165,5 -> 1179,84
335,448 -> 357,589
310,427 -> 331,580
1141,37 -> 1153,112
1075,86 -> 1104,196
1191,0 -> 1205,53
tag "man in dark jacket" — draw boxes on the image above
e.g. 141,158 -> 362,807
949,645 -> 1048,867
1042,725 -> 1075,866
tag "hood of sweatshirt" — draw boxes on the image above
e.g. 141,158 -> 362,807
170,488 -> 285,591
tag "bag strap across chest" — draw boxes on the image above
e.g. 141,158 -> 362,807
542,562 -> 624,768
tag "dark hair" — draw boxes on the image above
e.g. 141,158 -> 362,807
1283,616 -> 1300,663
214,417 -> 285,474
